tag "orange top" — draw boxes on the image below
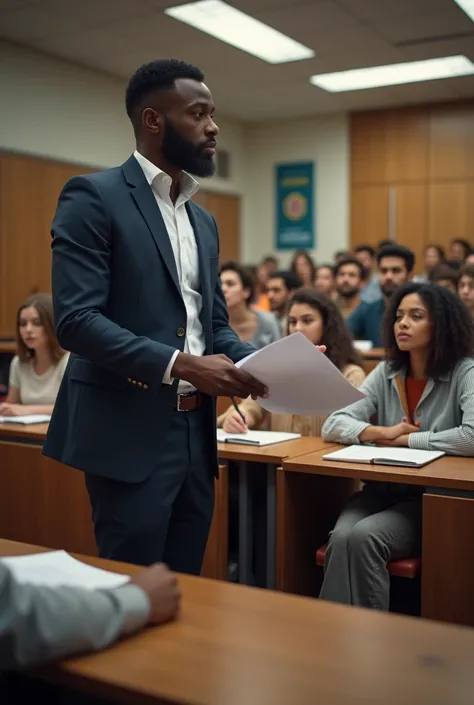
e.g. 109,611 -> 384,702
405,377 -> 427,422
253,294 -> 271,312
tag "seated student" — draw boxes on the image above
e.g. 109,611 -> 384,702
320,282 -> 474,611
0,294 -> 69,417
0,560 -> 179,702
458,263 -> 474,319
429,263 -> 459,294
219,289 -> 366,436
220,261 -> 281,349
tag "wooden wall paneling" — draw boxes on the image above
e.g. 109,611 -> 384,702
428,181 -> 474,248
350,185 -> 389,247
351,107 -> 429,185
205,192 -> 240,263
0,153 -> 95,337
428,103 -> 474,181
394,184 -> 427,273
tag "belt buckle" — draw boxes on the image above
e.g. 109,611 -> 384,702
176,394 -> 186,412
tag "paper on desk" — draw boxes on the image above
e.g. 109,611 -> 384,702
236,332 -> 365,415
0,414 -> 51,424
1,550 -> 129,590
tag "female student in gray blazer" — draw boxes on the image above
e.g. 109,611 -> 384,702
320,282 -> 474,611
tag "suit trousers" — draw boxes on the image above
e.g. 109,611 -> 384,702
85,405 -> 215,574
319,483 -> 422,611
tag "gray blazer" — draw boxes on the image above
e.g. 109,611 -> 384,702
322,358 -> 474,457
0,563 -> 149,669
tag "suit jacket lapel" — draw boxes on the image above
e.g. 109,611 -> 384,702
122,156 -> 181,297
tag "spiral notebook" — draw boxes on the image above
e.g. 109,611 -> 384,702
217,429 -> 301,447
322,445 -> 445,468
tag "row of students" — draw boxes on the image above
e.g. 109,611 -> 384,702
220,282 -> 474,612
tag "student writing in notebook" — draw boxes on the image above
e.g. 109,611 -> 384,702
0,294 -> 69,418
218,289 -> 366,436
320,282 -> 474,611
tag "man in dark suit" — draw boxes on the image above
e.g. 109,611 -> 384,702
43,59 -> 266,575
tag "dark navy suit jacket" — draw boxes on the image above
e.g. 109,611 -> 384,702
42,155 -> 253,483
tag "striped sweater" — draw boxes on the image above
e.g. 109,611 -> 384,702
322,358 -> 474,457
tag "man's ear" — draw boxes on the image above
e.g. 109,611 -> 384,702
142,108 -> 162,135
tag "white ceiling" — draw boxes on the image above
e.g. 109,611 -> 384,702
1,0 -> 474,120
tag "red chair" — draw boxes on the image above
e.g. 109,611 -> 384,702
315,543 -> 421,579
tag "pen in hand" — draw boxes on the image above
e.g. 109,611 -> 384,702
231,397 -> 246,425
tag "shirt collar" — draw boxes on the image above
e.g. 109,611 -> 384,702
133,150 -> 199,203
386,363 -> 451,383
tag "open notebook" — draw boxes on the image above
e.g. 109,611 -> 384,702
0,414 -> 51,425
322,445 -> 445,468
217,429 -> 301,447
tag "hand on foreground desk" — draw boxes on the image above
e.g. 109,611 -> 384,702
172,352 -> 268,399
131,564 -> 181,626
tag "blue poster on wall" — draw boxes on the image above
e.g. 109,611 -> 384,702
275,162 -> 315,250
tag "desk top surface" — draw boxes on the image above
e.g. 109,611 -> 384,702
0,340 -> 16,354
0,422 -> 49,442
1,539 -> 474,705
361,347 -> 384,360
283,442 -> 474,491
0,423 -> 331,463
218,435 -> 332,463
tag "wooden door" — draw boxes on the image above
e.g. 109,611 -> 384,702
204,192 -> 240,263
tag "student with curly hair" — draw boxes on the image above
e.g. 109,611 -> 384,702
320,282 -> 474,610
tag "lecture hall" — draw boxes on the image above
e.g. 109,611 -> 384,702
1,1 -> 474,703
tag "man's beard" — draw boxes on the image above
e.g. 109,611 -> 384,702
162,119 -> 215,178
337,287 -> 359,299
381,284 -> 396,298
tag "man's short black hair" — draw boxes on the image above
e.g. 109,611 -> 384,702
377,244 -> 415,273
125,59 -> 204,121
269,270 -> 302,292
334,256 -> 367,280
354,245 -> 376,258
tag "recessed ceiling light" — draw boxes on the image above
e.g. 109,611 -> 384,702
165,0 -> 315,64
309,55 -> 474,92
453,0 -> 474,23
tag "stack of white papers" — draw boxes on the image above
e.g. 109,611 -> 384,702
323,445 -> 445,468
217,429 -> 300,446
236,333 -> 365,415
0,414 -> 51,425
1,551 -> 129,590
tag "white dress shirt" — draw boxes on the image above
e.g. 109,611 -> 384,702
134,150 -> 205,393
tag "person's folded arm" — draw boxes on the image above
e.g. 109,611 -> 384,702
321,365 -> 382,444
51,177 -> 177,388
0,564 -> 150,670
408,365 -> 474,457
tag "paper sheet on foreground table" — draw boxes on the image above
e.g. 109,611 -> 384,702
0,550 -> 129,590
236,332 -> 365,415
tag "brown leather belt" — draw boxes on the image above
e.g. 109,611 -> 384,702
176,391 -> 202,412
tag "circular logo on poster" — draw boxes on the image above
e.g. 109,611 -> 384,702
283,192 -> 307,221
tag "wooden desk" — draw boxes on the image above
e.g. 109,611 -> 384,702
3,539 -> 474,705
0,340 -> 16,354
218,436 -> 334,588
362,347 -> 384,373
281,445 -> 474,626
0,425 -> 228,582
